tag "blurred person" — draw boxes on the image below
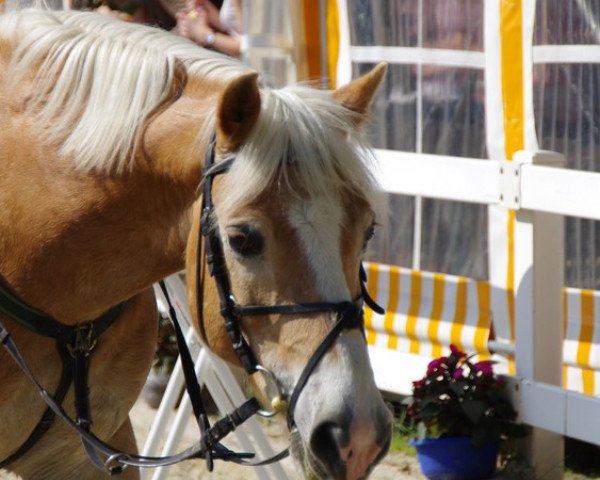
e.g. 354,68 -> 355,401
175,0 -> 241,57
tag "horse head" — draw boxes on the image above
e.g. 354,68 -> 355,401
186,63 -> 392,480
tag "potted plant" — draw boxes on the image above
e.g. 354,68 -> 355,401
407,345 -> 526,480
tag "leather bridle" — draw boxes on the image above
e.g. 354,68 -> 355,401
0,136 -> 384,475
198,135 -> 384,429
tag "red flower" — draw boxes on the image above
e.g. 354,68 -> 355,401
450,344 -> 467,359
412,379 -> 426,390
427,356 -> 448,374
474,360 -> 494,376
452,367 -> 464,379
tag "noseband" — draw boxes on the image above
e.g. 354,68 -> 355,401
198,137 -> 384,429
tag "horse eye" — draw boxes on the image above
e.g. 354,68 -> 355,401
226,225 -> 264,257
363,224 -> 376,250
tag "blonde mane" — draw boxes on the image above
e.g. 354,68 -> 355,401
0,8 -> 248,173
0,9 -> 382,214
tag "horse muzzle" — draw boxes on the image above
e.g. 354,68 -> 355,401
292,400 -> 392,480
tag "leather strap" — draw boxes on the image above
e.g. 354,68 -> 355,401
0,288 -> 124,468
0,282 -> 123,344
199,138 -> 385,432
0,342 -> 73,469
286,302 -> 363,429
0,299 -> 288,473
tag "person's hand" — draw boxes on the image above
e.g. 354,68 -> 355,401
175,8 -> 214,47
96,4 -> 133,22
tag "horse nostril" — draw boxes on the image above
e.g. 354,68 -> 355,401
374,421 -> 393,465
309,421 -> 349,479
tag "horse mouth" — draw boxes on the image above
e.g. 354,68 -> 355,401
290,428 -> 373,480
290,428 -> 329,480
289,426 -> 383,480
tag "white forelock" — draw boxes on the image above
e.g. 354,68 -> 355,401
217,85 -> 385,221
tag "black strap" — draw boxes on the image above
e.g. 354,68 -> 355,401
360,264 -> 385,315
286,302 -> 363,429
158,281 -> 214,468
0,283 -> 72,341
0,292 -> 124,469
201,142 -> 259,375
234,302 -> 348,317
198,138 -> 386,431
0,342 -> 73,469
0,312 -> 287,473
0,282 -> 123,344
157,280 -> 288,471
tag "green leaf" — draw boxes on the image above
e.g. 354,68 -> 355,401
471,425 -> 489,446
450,380 -> 466,397
460,399 -> 487,424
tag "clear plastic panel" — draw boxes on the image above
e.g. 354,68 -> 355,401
535,0 -> 600,45
364,193 -> 415,269
242,0 -> 304,87
348,0 -> 416,47
347,0 -> 483,50
421,0 -> 483,51
353,64 -> 486,158
565,216 -> 600,290
350,3 -> 488,280
420,199 -> 488,280
534,62 -> 600,289
353,62 -> 417,151
534,63 -> 600,172
534,2 -> 600,289
421,68 -> 486,159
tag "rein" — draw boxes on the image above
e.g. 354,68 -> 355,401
0,280 -> 284,474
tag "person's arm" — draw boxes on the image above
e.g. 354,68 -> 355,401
196,0 -> 226,32
203,29 -> 240,57
175,9 -> 240,57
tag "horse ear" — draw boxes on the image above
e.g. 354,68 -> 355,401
332,62 -> 387,123
217,72 -> 261,152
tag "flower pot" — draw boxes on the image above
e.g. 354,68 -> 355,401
409,437 -> 500,480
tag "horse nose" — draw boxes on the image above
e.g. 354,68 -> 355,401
310,421 -> 348,479
309,411 -> 392,480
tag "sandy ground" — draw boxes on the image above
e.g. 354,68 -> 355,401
3,397 -> 598,479
0,395 -> 423,480
129,398 -> 425,480
3,395 -> 594,479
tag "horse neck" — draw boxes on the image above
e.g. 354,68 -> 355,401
0,94 -> 214,323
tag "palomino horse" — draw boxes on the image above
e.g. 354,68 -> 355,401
0,8 -> 391,480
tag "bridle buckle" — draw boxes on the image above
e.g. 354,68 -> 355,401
68,323 -> 97,357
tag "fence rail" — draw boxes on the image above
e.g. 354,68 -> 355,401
370,148 -> 600,454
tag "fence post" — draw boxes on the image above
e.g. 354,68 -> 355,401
513,150 -> 565,479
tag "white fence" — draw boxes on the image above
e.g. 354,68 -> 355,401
370,147 -> 600,478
